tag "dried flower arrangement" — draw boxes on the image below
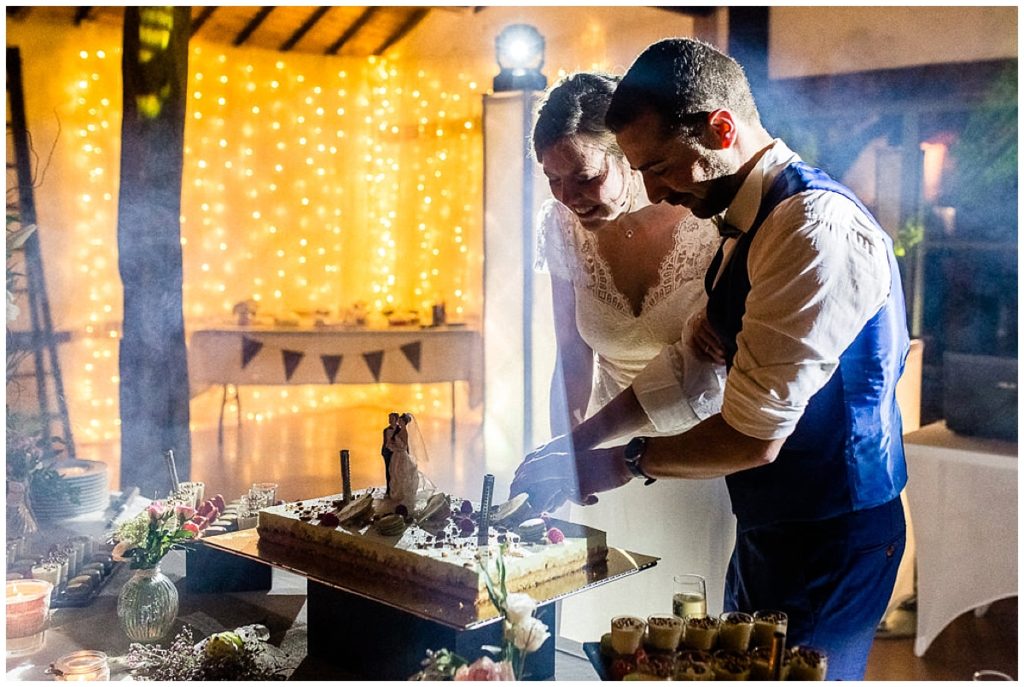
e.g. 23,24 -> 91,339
125,625 -> 289,681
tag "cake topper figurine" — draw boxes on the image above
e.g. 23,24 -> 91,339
381,413 -> 399,496
382,412 -> 435,512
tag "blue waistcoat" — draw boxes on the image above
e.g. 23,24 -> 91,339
705,162 -> 909,531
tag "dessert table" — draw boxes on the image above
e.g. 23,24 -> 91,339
902,421 -> 1017,656
202,528 -> 658,680
188,324 -> 483,452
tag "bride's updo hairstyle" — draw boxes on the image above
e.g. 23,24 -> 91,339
532,72 -> 622,163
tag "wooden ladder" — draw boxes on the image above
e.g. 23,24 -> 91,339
6,46 -> 75,455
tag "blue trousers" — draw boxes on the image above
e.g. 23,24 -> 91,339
724,497 -> 905,681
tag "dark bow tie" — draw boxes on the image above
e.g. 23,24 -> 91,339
713,216 -> 743,239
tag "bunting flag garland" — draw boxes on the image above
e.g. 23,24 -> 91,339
241,336 -> 264,369
362,350 -> 385,382
282,350 -> 305,381
320,355 -> 343,384
400,341 -> 422,372
236,335 -> 427,383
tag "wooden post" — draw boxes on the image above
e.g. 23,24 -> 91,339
117,6 -> 192,497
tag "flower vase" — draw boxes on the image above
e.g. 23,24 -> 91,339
6,480 -> 38,538
117,565 -> 178,642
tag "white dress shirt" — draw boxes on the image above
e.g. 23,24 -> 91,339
716,140 -> 893,440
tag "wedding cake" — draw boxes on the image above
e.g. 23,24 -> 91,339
256,488 -> 607,615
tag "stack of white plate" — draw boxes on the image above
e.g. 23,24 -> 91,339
31,460 -> 110,520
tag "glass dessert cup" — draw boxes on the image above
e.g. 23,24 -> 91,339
717,611 -> 754,652
751,609 -> 788,648
674,650 -> 714,681
646,614 -> 683,652
681,614 -> 720,651
788,646 -> 828,681
610,615 -> 646,655
712,649 -> 753,680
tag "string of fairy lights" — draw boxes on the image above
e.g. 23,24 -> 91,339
47,37 -> 485,444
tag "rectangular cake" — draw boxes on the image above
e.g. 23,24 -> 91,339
256,488 -> 607,615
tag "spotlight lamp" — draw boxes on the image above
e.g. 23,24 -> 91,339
493,24 -> 547,93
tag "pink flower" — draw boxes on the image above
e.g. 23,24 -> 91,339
453,656 -> 515,681
174,504 -> 196,523
147,502 -> 166,523
181,521 -> 201,536
546,527 -> 565,544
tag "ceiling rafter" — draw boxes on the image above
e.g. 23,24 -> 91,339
280,6 -> 331,52
374,8 -> 429,56
325,6 -> 379,56
190,6 -> 218,37
233,5 -> 275,47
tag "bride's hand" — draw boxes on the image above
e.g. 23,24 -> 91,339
688,311 -> 726,365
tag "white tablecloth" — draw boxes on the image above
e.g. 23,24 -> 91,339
189,325 -> 483,406
903,421 -> 1017,656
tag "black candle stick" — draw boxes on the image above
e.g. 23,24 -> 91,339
478,473 -> 495,548
340,449 -> 352,502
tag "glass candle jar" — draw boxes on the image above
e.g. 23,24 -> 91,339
52,650 -> 110,681
6,578 -> 53,657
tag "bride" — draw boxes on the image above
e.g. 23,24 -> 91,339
521,72 -> 735,641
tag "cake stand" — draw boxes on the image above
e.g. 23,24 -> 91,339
202,528 -> 658,679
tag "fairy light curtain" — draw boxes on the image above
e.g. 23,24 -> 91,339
9,24 -> 484,445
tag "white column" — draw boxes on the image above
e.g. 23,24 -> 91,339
482,91 -> 560,496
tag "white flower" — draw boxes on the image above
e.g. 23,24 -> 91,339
504,592 -> 537,625
510,615 -> 550,654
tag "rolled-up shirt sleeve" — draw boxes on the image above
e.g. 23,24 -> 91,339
632,327 -> 726,434
721,192 -> 892,440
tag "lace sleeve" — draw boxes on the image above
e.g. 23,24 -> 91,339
534,199 -> 580,282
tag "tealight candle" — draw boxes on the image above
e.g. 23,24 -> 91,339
30,562 -> 62,592
52,650 -> 110,681
6,578 -> 53,657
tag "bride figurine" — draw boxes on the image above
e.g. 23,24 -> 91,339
383,412 -> 435,512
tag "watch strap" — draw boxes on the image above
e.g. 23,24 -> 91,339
624,436 -> 656,485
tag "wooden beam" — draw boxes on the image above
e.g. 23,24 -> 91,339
656,6 -> 717,18
281,6 -> 331,52
325,6 -> 379,55
190,5 -> 218,37
74,7 -> 92,25
233,5 -> 274,46
374,7 -> 429,56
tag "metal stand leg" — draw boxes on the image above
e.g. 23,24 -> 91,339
450,381 -> 457,459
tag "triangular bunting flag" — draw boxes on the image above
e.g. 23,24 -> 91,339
363,350 -> 385,382
282,350 -> 305,381
321,354 -> 343,384
400,341 -> 422,372
241,336 -> 264,369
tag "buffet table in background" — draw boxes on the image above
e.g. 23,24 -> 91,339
188,325 -> 483,451
903,421 -> 1018,657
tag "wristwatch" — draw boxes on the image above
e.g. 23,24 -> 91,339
623,436 -> 656,486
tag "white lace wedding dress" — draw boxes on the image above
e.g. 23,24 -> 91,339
535,199 -> 737,643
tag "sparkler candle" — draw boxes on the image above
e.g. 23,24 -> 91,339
340,449 -> 352,502
6,579 -> 53,657
478,473 -> 495,547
